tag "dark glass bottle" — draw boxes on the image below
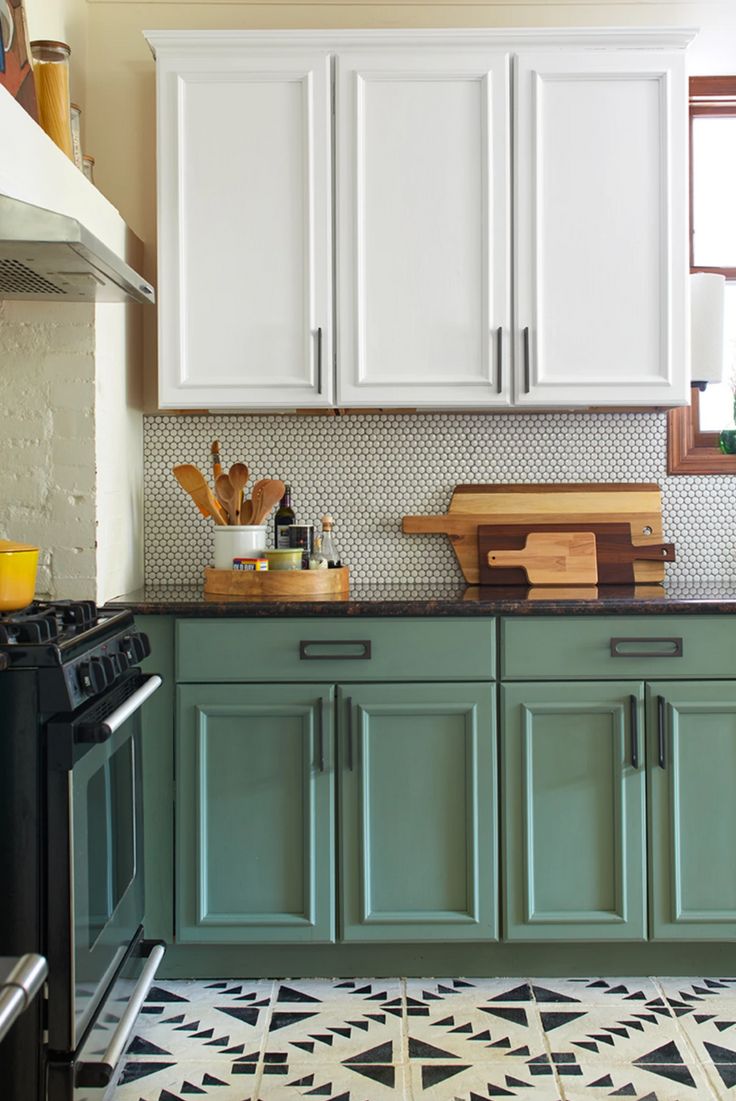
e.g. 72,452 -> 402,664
274,485 -> 296,548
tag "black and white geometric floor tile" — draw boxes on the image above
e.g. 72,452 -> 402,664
109,978 -> 736,1101
126,981 -> 275,1062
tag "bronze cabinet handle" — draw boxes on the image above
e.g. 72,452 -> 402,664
657,694 -> 666,769
299,640 -> 371,660
629,695 -> 639,769
610,637 -> 683,658
346,695 -> 354,771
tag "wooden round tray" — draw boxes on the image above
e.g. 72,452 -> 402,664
204,565 -> 350,599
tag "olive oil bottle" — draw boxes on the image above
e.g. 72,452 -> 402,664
274,485 -> 296,548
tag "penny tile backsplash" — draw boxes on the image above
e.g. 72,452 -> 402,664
144,412 -> 736,586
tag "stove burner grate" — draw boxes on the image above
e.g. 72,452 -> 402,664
0,600 -> 99,645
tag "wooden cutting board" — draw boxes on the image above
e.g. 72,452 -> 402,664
479,523 -> 675,586
402,483 -> 666,584
484,531 -> 599,584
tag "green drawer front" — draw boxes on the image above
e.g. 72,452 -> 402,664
176,618 -> 495,683
502,616 -> 734,680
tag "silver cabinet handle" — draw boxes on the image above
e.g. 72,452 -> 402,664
315,327 -> 323,395
610,638 -> 683,659
523,326 -> 531,394
76,944 -> 165,1087
496,326 -> 503,394
0,954 -> 47,1045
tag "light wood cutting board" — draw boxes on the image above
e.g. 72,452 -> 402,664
402,483 -> 666,584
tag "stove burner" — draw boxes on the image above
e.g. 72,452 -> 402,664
0,600 -> 100,644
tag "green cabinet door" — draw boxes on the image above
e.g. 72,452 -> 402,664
176,684 -> 335,944
648,681 -> 736,940
502,682 -> 647,941
339,682 -> 497,942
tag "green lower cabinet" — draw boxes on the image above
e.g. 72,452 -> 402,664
176,683 -> 335,944
339,682 -> 497,942
502,682 -> 647,941
648,681 -> 736,940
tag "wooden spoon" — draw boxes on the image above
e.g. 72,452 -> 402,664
215,473 -> 239,525
173,464 -> 228,525
228,463 -> 249,522
250,479 -> 286,526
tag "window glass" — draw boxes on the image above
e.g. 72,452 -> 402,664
698,282 -> 736,431
692,116 -> 736,268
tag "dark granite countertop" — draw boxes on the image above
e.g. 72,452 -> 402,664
105,581 -> 736,617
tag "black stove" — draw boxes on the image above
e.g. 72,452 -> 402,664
0,600 -> 151,713
0,598 -> 164,1101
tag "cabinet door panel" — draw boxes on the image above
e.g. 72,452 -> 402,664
157,50 -> 332,407
337,50 -> 510,407
340,682 -> 497,941
515,50 -> 687,407
176,684 -> 334,943
503,682 -> 646,941
649,682 -> 736,940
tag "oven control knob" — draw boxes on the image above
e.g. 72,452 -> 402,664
114,651 -> 130,674
100,655 -> 116,684
122,632 -> 151,664
77,659 -> 107,695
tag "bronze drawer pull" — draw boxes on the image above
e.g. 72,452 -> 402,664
610,637 -> 683,658
299,640 -> 371,660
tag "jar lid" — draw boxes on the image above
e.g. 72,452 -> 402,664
82,154 -> 95,165
30,39 -> 71,52
70,101 -> 81,111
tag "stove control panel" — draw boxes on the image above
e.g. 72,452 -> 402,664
44,630 -> 152,713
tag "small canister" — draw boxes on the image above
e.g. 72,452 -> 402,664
288,523 -> 314,569
70,102 -> 83,170
82,154 -> 95,184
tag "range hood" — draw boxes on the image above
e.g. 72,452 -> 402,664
0,194 -> 155,304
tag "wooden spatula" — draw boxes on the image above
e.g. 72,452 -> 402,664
486,531 -> 599,585
215,473 -> 239,525
250,479 -> 286,526
228,463 -> 250,522
173,464 -> 228,525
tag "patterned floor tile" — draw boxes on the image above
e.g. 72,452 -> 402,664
531,979 -> 661,1006
408,1005 -> 546,1064
256,1061 -> 411,1099
559,1059 -> 720,1100
538,1002 -> 686,1068
272,978 -> 402,1006
405,977 -> 536,1012
408,1062 -> 564,1099
263,1003 -> 404,1065
111,1057 -> 261,1099
127,980 -> 273,1060
675,1008 -> 736,1066
658,979 -> 736,1012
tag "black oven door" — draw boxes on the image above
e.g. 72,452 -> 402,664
46,672 -> 162,1058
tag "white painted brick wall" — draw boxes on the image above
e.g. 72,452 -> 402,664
0,300 -> 98,599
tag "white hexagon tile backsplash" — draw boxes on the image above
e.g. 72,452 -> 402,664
144,411 -> 736,587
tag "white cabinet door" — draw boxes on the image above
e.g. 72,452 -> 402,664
336,49 -> 511,408
514,50 -> 688,408
155,48 -> 332,408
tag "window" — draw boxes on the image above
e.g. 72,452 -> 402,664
668,76 -> 736,473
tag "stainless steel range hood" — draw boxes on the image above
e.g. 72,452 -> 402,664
0,194 -> 155,304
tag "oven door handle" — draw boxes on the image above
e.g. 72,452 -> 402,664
76,674 -> 162,744
75,943 -> 165,1088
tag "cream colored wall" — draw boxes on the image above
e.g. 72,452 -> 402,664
24,0 -> 88,118
84,1 -> 736,253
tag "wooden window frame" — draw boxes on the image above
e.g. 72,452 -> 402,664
668,76 -> 736,474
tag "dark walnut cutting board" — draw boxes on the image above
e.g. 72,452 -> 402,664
402,483 -> 669,585
478,523 -> 675,586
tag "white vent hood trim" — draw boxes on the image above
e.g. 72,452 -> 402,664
0,86 -> 143,286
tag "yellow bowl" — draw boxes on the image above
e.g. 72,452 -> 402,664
0,540 -> 39,611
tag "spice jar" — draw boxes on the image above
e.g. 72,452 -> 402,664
82,155 -> 95,184
31,41 -> 74,160
69,102 -> 83,170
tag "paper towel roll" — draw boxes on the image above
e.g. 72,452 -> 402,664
691,272 -> 726,384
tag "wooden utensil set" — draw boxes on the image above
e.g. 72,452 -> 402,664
173,442 -> 285,527
403,483 -> 676,587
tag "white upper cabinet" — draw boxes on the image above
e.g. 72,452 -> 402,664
336,49 -> 511,408
514,50 -> 689,407
147,30 -> 693,410
150,40 -> 333,408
